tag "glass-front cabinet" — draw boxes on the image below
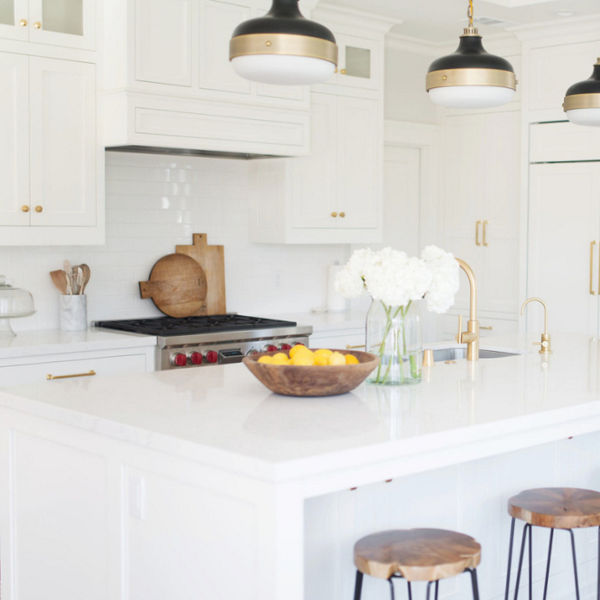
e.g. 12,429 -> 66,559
0,0 -> 94,49
334,33 -> 381,91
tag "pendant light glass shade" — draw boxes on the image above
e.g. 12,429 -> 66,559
563,59 -> 600,126
229,0 -> 337,85
426,1 -> 516,109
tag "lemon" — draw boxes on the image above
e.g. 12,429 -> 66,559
291,352 -> 315,366
289,344 -> 308,358
345,354 -> 360,365
258,356 -> 273,364
271,352 -> 290,365
328,351 -> 346,366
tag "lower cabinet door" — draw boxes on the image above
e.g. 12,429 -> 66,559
0,352 -> 149,387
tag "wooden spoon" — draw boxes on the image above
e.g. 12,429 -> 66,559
50,270 -> 68,294
79,264 -> 90,294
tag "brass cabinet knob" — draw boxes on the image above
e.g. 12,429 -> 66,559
339,211 -> 346,218
340,68 -> 347,75
331,211 -> 338,218
33,21 -> 41,29
21,205 -> 30,213
19,18 -> 27,27
34,205 -> 43,213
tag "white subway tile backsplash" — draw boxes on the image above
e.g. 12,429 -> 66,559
2,151 -> 349,331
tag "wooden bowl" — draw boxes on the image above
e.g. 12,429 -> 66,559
242,349 -> 379,397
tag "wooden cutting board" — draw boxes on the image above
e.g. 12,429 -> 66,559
139,254 -> 208,318
176,233 -> 226,315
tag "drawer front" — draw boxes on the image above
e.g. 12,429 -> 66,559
530,122 -> 600,163
0,353 -> 148,387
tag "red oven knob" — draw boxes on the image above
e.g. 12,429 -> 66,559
265,344 -> 278,352
205,350 -> 219,364
172,353 -> 187,367
189,351 -> 203,365
280,343 -> 292,351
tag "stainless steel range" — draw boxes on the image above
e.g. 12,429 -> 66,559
95,315 -> 312,370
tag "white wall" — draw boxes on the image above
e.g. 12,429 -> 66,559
2,152 -> 350,332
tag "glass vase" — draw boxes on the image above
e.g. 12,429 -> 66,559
365,298 -> 423,385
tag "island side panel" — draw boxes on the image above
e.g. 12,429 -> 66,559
0,405 -> 299,600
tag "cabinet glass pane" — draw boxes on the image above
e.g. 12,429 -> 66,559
42,0 -> 83,36
345,46 -> 370,79
0,0 -> 14,26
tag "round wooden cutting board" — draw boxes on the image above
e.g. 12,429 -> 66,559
139,254 -> 208,318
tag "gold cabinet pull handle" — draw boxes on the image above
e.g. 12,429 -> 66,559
345,344 -> 365,349
19,18 -> 27,27
34,205 -> 43,213
46,370 -> 96,381
591,241 -> 597,295
331,211 -> 338,218
21,205 -> 30,213
480,325 -> 493,331
475,220 -> 481,246
482,220 -> 489,247
33,21 -> 41,29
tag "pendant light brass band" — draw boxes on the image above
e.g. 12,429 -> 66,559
563,93 -> 600,111
230,33 -> 338,65
426,68 -> 517,91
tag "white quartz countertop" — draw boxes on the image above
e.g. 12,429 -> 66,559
2,333 -> 600,490
0,327 -> 156,360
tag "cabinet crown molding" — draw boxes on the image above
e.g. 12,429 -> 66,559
510,13 -> 600,44
313,3 -> 400,34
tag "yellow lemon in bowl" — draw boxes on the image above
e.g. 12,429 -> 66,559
328,351 -> 346,366
345,354 -> 360,365
291,351 -> 315,366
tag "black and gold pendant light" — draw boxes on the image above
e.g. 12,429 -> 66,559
426,0 -> 517,109
563,58 -> 600,126
229,0 -> 338,85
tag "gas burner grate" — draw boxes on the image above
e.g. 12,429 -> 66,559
95,314 -> 297,336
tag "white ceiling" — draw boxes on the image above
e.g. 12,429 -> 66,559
324,0 -> 600,42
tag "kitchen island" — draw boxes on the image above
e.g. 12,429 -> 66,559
1,334 -> 600,600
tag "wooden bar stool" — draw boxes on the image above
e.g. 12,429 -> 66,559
504,487 -> 600,600
353,528 -> 481,600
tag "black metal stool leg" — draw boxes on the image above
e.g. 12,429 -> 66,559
407,581 -> 413,600
425,581 -> 433,600
353,570 -> 363,600
528,523 -> 533,600
569,529 -> 581,600
387,578 -> 395,600
597,527 -> 600,600
542,528 -> 554,600
513,523 -> 530,600
434,579 -> 439,600
469,568 -> 480,600
504,518 -> 516,600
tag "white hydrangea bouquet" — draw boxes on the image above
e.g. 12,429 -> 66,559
335,246 -> 459,385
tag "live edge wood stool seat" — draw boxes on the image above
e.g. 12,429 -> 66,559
504,487 -> 600,600
353,528 -> 481,600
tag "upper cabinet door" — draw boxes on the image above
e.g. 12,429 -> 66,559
135,0 -> 193,87
334,33 -> 381,91
198,0 -> 251,95
28,0 -> 95,49
0,0 -> 28,40
0,52 -> 29,226
29,57 -> 96,227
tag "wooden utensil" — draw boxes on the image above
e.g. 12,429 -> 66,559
139,254 -> 208,318
79,264 -> 91,294
176,233 -> 226,315
50,270 -> 68,294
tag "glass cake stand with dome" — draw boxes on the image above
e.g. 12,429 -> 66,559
0,276 -> 35,336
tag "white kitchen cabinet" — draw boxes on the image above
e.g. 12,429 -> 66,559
527,162 -> 600,336
438,110 -> 521,320
0,346 -> 156,387
0,53 -> 102,244
102,0 -> 311,155
0,0 -> 95,49
249,92 -> 383,244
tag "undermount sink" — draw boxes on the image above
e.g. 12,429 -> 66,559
431,347 -> 519,362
